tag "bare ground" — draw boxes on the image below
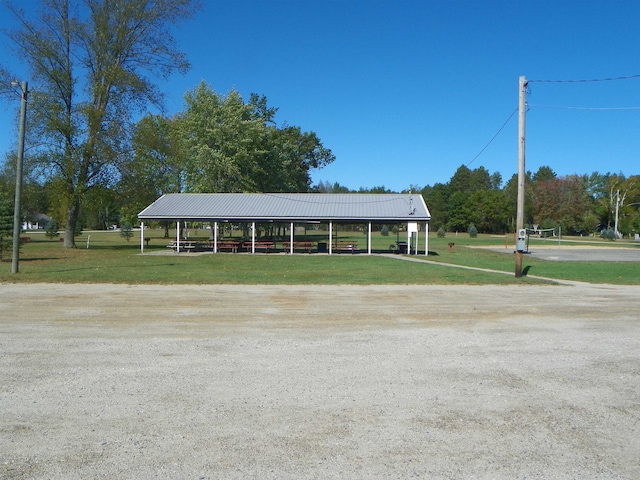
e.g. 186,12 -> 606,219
1,282 -> 639,479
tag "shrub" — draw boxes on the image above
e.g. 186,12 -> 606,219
380,225 -> 389,236
437,227 -> 446,238
45,220 -> 60,240
468,224 -> 478,238
120,222 -> 134,241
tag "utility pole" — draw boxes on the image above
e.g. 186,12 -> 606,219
613,189 -> 620,239
12,81 -> 28,274
515,76 -> 527,277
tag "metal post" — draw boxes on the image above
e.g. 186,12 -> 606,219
290,222 -> 294,254
140,221 -> 145,253
213,221 -> 218,252
11,81 -> 28,274
515,76 -> 527,277
424,223 -> 429,256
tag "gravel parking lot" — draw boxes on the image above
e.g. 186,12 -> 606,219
1,282 -> 639,479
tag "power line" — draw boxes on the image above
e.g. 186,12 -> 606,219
466,107 -> 518,167
529,104 -> 640,111
528,74 -> 640,83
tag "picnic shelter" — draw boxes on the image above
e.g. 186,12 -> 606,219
137,193 -> 431,255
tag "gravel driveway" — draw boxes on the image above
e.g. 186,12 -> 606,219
1,282 -> 639,479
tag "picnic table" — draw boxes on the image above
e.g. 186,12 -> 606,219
243,241 -> 276,253
283,241 -> 314,253
167,240 -> 201,252
333,241 -> 358,253
216,240 -> 240,253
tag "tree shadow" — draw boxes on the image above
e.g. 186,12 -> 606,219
523,265 -> 532,276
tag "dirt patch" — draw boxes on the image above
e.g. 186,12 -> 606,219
1,283 -> 639,479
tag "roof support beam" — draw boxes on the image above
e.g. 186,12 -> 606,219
289,222 -> 294,254
176,221 -> 181,253
425,223 -> 429,256
140,221 -> 145,253
251,222 -> 256,253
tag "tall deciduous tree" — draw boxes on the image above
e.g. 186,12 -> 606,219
3,0 -> 198,247
178,82 -> 334,193
118,114 -> 186,218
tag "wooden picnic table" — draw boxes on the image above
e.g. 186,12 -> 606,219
283,241 -> 314,253
243,241 -> 276,253
167,240 -> 201,252
333,241 -> 358,253
216,240 -> 240,253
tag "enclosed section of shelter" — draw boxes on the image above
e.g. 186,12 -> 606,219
137,193 -> 431,255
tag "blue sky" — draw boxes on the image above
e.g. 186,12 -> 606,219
1,0 -> 639,192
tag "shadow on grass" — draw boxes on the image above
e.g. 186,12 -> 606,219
523,265 -> 532,276
20,257 -> 62,262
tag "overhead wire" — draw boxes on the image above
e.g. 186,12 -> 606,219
528,104 -> 640,111
466,107 -> 518,167
464,74 -> 640,169
528,74 -> 640,83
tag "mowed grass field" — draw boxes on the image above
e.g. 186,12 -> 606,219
1,229 -> 639,285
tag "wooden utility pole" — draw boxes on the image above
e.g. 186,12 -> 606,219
515,76 -> 527,277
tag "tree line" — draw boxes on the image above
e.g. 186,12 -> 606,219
315,166 -> 640,238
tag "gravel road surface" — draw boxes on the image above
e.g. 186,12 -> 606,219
1,282 -> 639,479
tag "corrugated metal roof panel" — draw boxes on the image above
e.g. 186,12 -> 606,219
138,193 -> 431,222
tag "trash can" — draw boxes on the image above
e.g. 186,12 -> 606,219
317,242 -> 327,253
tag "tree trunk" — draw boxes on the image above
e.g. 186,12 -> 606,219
63,197 -> 81,248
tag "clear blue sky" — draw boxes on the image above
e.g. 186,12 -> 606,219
1,0 -> 639,192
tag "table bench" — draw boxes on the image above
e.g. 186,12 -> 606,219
216,241 -> 240,253
167,240 -> 201,252
244,241 -> 275,253
333,241 -> 358,253
283,241 -> 314,253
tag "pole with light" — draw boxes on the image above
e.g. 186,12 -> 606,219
11,80 -> 28,274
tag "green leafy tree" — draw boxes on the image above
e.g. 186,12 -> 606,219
179,83 -> 334,193
120,221 -> 134,241
0,191 -> 13,260
532,175 -> 592,234
2,0 -> 198,247
45,220 -> 59,239
118,114 -> 186,213
421,182 -> 449,230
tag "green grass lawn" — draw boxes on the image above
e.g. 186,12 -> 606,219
1,229 -> 638,285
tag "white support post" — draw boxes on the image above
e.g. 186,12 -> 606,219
329,222 -> 333,255
368,222 -> 372,254
289,222 -> 294,254
176,221 -> 180,253
407,225 -> 411,256
213,222 -> 218,252
424,223 -> 429,256
251,222 -> 256,253
140,221 -> 145,253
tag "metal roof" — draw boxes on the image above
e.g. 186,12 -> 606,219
138,193 -> 430,222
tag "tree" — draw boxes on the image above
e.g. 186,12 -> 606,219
421,182 -> 449,230
532,175 -> 592,234
178,83 -> 334,193
2,0 -> 198,247
118,114 -> 186,214
0,190 -> 13,260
